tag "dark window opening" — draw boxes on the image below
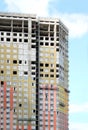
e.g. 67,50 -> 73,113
6,38 -> 10,41
56,48 -> 59,51
50,75 -> 54,77
40,42 -> 43,45
19,39 -> 22,42
56,64 -> 59,67
1,38 -> 4,41
31,72 -> 35,75
13,33 -> 17,36
32,67 -> 35,70
19,104 -> 22,107
50,69 -> 54,72
45,37 -> 49,40
51,43 -> 54,46
45,74 -> 49,77
1,81 -> 4,85
19,60 -> 22,64
40,74 -> 43,77
24,39 -> 28,42
31,45 -> 36,48
13,38 -> 17,42
33,110 -> 35,113
45,64 -> 49,67
40,69 -> 43,71
13,60 -> 17,64
56,43 -> 59,46
24,71 -> 28,75
32,34 -> 36,37
57,38 -> 59,41
1,32 -> 4,35
32,83 -> 34,86
51,37 -> 54,41
7,33 -> 10,36
31,61 -> 36,64
56,69 -> 59,72
33,77 -> 35,80
1,70 -> 4,74
32,39 -> 36,43
40,63 -> 43,67
56,75 -> 59,78
13,71 -> 17,75
19,33 -> 22,36
31,30 -> 35,33
40,37 -> 43,40
14,109 -> 15,112
45,42 -> 49,46
24,34 -> 28,37
25,61 -> 27,64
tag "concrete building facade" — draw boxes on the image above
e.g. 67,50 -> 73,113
0,12 -> 69,130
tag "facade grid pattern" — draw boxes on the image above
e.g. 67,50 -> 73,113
0,12 -> 69,130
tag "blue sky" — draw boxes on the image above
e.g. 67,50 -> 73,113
0,0 -> 88,129
51,0 -> 88,14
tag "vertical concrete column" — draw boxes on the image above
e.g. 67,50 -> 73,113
48,85 -> 51,130
43,85 -> 45,130
4,82 -> 7,130
54,85 -> 57,130
10,87 -> 13,130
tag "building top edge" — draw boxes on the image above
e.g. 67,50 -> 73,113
38,17 -> 68,32
0,12 -> 68,32
0,12 -> 36,18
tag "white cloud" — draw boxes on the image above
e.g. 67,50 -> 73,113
69,122 -> 88,130
69,103 -> 88,130
4,0 -> 53,16
53,13 -> 88,38
69,102 -> 88,113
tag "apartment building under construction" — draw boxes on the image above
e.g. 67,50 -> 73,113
0,12 -> 69,130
